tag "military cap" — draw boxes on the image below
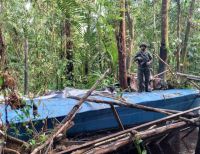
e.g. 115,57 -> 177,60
139,43 -> 148,48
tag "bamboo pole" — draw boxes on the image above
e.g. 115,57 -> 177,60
58,106 -> 200,154
31,69 -> 110,154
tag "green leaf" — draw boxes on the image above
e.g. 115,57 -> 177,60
0,76 -> 4,87
142,150 -> 147,154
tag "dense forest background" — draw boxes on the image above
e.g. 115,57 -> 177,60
0,0 -> 199,94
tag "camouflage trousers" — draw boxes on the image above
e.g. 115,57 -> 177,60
137,67 -> 150,92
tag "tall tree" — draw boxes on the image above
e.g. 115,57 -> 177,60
0,27 -> 5,70
125,0 -> 134,73
116,0 -> 128,89
176,0 -> 181,72
0,1 -> 5,70
158,0 -> 169,80
24,39 -> 29,95
64,19 -> 74,82
181,0 -> 195,71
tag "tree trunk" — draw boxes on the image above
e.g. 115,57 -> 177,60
158,0 -> 169,80
0,27 -> 5,71
0,1 -> 5,71
176,0 -> 181,72
84,10 -> 91,76
181,0 -> 195,72
125,0 -> 134,73
116,0 -> 128,89
152,1 -> 158,74
64,19 -> 73,83
24,39 -> 29,95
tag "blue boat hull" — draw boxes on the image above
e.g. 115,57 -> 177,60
1,89 -> 200,140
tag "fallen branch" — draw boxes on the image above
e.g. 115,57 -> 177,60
176,72 -> 200,81
153,69 -> 169,78
76,119 -> 197,154
0,130 -> 28,146
69,96 -> 195,123
153,53 -> 177,80
3,147 -> 20,154
31,69 -> 110,154
188,80 -> 200,90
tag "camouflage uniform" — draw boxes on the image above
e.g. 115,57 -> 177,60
134,50 -> 152,92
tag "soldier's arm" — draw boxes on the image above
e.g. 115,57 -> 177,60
134,52 -> 142,62
147,52 -> 153,65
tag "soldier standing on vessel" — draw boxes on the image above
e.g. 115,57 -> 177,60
134,43 -> 153,92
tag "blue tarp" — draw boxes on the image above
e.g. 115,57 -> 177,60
0,89 -> 199,124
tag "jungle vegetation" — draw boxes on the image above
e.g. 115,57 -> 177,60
0,0 -> 199,94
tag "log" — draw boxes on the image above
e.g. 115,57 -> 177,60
31,69 -> 110,154
58,106 -> 200,154
176,72 -> 200,82
73,119 -> 196,154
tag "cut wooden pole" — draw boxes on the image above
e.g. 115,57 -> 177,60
69,96 -> 195,123
161,108 -> 197,117
112,96 -> 195,124
176,72 -> 200,81
188,80 -> 200,90
153,69 -> 169,78
31,69 -> 110,154
58,106 -> 200,154
110,104 -> 124,130
153,52 -> 177,80
70,96 -> 197,118
84,121 -> 191,154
